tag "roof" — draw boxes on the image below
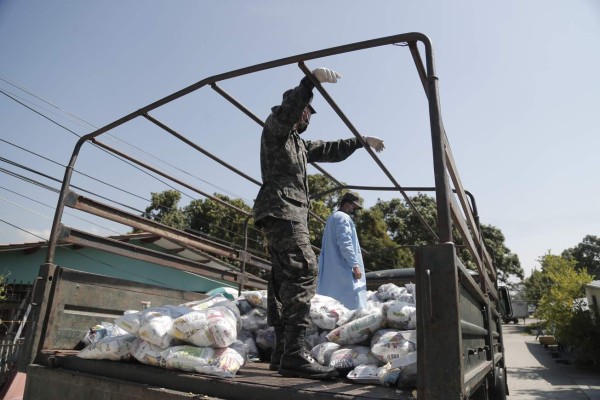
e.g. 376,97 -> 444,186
0,232 -> 267,289
586,280 -> 600,289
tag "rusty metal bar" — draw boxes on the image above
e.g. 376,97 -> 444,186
445,145 -> 497,283
78,33 -> 429,144
409,41 -> 497,285
143,113 -> 262,186
210,83 -> 265,127
63,190 -> 270,272
423,61 -> 453,243
210,82 -> 345,188
57,225 -> 267,289
91,139 -> 251,217
46,32 -> 430,263
297,61 -> 439,242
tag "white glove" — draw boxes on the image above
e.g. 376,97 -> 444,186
364,136 -> 385,152
312,67 -> 341,83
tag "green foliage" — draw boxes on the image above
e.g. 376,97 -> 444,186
374,194 -> 438,247
355,208 -> 413,271
523,268 -> 550,306
143,190 -> 187,230
373,194 -> 522,282
308,174 -> 341,210
141,178 -> 521,283
480,224 -> 524,282
535,254 -> 593,343
185,194 -> 256,249
562,235 -> 600,279
560,303 -> 600,368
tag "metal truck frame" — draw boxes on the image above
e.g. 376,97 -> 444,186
20,32 -> 509,399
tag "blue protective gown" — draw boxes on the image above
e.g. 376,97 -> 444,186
316,210 -> 367,310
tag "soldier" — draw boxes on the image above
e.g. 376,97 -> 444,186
253,67 -> 384,380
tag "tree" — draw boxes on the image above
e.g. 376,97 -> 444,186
535,254 -> 592,341
374,194 -> 523,282
143,190 -> 187,230
480,225 -> 524,282
523,268 -> 550,307
562,235 -> 600,279
354,208 -> 413,271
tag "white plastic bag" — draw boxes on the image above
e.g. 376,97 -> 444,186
347,364 -> 381,384
370,329 -> 416,362
161,345 -> 216,372
311,342 -> 340,365
377,283 -> 414,303
383,301 -> 416,330
77,334 -> 135,361
378,352 -> 418,387
181,293 -> 230,311
130,338 -> 164,367
329,346 -> 380,370
310,295 -> 349,330
327,309 -> 384,345
80,322 -> 129,346
195,340 -> 247,378
241,290 -> 268,309
171,304 -> 239,348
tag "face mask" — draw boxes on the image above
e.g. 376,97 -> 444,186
297,120 -> 308,133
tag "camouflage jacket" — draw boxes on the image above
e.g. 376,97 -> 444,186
253,77 -> 363,225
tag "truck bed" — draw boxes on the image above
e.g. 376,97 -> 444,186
26,352 -> 413,400
21,265 -> 414,400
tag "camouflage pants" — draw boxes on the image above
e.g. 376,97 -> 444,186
260,217 -> 317,329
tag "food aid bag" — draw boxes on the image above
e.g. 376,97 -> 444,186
77,333 -> 135,361
161,345 -> 216,372
311,341 -> 340,365
195,340 -> 247,378
241,307 -> 268,332
377,283 -> 414,303
378,351 -> 418,388
170,302 -> 240,348
310,294 -> 349,330
370,329 -> 416,363
329,346 -> 380,370
383,301 -> 416,330
327,308 -> 384,345
130,338 -> 164,367
80,322 -> 129,347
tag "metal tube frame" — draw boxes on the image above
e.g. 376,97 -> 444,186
42,32 -> 505,399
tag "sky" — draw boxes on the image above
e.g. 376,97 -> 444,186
1,0 -> 599,280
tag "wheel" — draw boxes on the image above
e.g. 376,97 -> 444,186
488,366 -> 508,400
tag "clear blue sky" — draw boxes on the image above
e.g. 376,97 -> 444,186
1,0 -> 599,279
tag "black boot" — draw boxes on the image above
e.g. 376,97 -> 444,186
278,327 -> 338,380
269,325 -> 285,371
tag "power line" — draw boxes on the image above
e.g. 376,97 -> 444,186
0,186 -> 123,235
0,159 -> 266,252
0,218 -> 48,242
0,76 -> 253,204
0,159 -> 145,214
0,77 -> 263,236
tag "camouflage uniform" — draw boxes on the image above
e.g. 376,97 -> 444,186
253,76 -> 363,328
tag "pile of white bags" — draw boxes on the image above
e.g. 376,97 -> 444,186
77,281 -> 418,386
78,294 -> 247,378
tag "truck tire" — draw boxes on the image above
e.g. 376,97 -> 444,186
488,366 -> 508,400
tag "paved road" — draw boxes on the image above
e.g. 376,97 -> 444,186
503,322 -> 600,399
